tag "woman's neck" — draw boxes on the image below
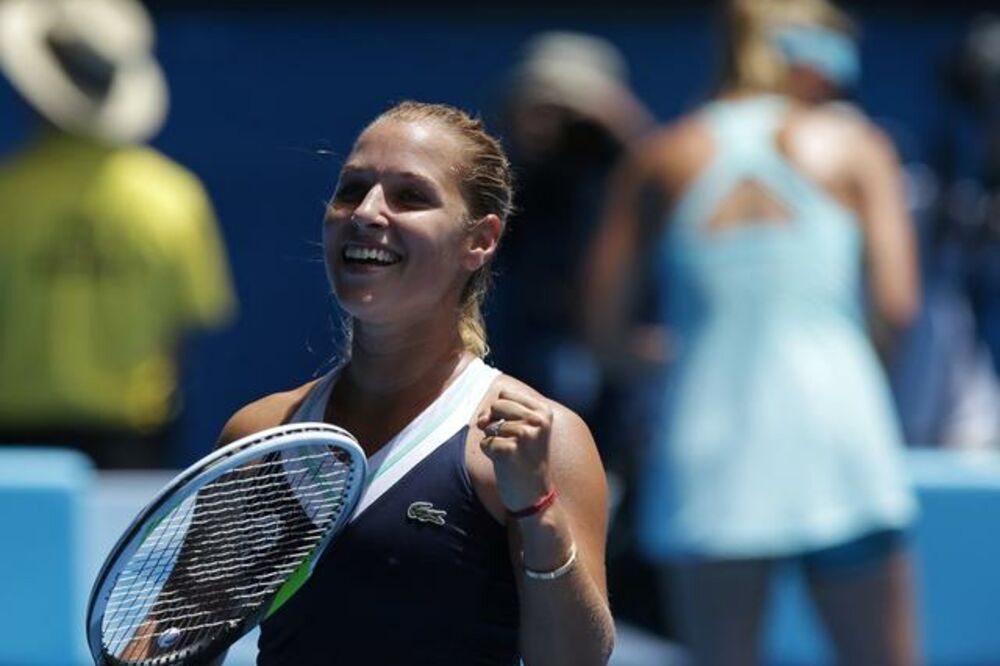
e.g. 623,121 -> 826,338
342,316 -> 471,399
326,318 -> 474,454
717,86 -> 784,102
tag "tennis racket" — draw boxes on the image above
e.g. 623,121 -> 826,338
86,422 -> 367,666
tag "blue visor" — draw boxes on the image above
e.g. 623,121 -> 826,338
770,25 -> 860,89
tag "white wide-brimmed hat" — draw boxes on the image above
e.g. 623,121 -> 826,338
0,0 -> 167,144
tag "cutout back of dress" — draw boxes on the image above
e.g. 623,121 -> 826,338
664,95 -> 863,327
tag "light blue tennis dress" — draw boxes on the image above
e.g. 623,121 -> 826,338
638,96 -> 916,560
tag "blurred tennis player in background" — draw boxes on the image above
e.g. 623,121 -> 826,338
218,101 -> 614,665
0,0 -> 236,468
587,0 -> 921,663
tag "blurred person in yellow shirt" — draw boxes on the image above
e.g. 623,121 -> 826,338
0,0 -> 236,468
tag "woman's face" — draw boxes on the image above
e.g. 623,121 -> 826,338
324,119 -> 478,325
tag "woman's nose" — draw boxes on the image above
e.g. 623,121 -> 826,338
352,185 -> 389,228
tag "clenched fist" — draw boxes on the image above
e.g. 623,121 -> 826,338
477,388 -> 556,515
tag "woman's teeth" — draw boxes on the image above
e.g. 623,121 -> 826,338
343,246 -> 401,265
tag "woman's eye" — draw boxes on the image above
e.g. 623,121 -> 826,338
333,182 -> 367,203
397,188 -> 429,206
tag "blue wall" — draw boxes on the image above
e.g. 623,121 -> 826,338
0,7 -> 976,465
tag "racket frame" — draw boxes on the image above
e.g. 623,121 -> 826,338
86,422 -> 366,666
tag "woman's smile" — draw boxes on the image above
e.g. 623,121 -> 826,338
341,242 -> 404,275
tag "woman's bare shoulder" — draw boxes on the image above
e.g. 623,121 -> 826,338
630,112 -> 714,193
787,102 -> 900,178
792,101 -> 888,146
217,380 -> 322,447
640,113 -> 711,164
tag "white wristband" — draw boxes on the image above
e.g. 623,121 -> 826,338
522,542 -> 577,581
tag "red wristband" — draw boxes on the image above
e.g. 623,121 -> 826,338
507,488 -> 558,519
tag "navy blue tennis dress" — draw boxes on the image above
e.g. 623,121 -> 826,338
257,358 -> 520,665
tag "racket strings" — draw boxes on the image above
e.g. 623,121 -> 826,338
119,552 -> 317,636
108,451 -> 345,591
108,456 -> 341,659
162,475 -> 347,535
109,476 -> 347,586
104,497 -> 199,652
155,451 -> 352,507
106,523 -> 327,607
112,522 -> 326,607
117,552 -> 318,625
102,445 -> 358,665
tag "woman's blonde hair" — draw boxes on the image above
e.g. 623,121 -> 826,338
721,0 -> 856,93
369,101 -> 514,358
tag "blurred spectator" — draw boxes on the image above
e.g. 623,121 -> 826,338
892,14 -> 1000,450
587,0 -> 921,663
0,0 -> 236,468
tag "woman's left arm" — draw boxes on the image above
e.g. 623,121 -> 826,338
478,389 -> 614,666
852,122 -> 921,341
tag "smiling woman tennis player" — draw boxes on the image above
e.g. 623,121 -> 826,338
219,101 -> 614,665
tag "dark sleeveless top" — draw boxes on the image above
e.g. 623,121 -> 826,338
256,425 -> 520,665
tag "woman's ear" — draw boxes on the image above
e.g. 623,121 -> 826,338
463,213 -> 503,271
